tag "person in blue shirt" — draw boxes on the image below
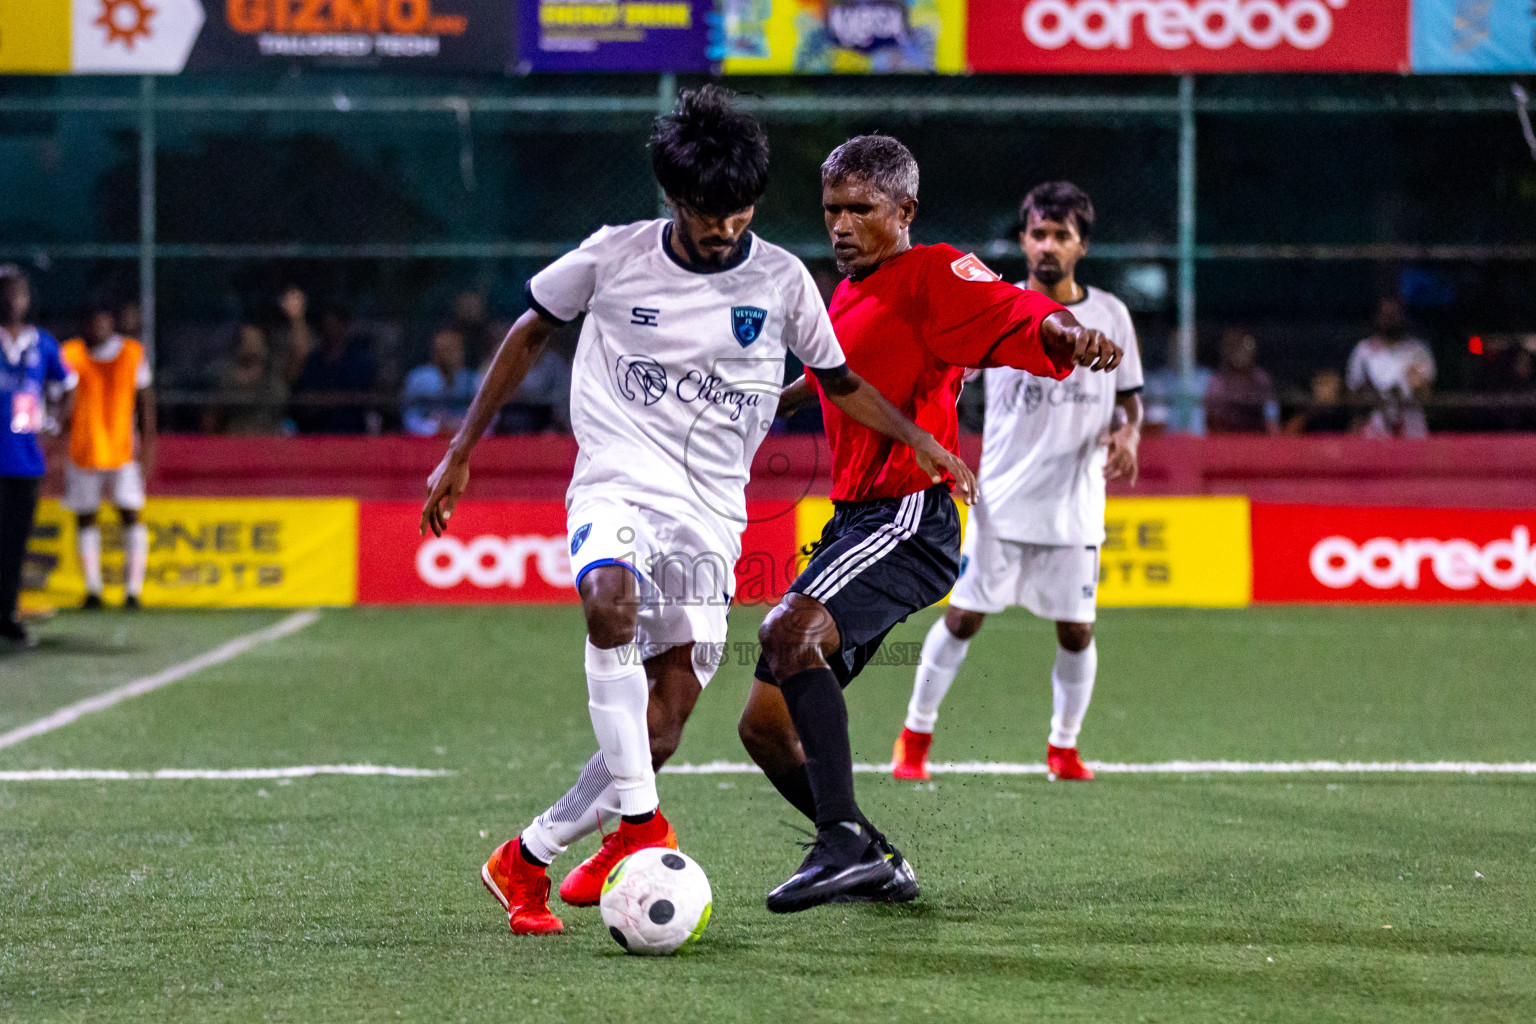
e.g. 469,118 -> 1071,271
0,265 -> 75,647
401,327 -> 480,437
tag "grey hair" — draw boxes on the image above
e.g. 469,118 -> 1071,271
820,135 -> 919,202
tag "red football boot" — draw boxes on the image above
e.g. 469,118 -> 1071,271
892,727 -> 933,781
559,820 -> 678,907
617,808 -> 677,857
481,838 -> 564,935
1047,744 -> 1095,781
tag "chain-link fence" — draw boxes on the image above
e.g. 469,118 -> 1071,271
2,72 -> 1533,433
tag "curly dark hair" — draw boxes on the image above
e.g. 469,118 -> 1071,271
649,85 -> 770,218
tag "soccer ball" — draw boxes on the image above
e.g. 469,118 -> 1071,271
599,848 -> 712,956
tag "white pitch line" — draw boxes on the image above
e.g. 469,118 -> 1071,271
0,610 -> 321,752
0,765 -> 454,782
662,760 -> 1536,776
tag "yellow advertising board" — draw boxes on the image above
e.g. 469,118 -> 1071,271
1096,496 -> 1250,608
722,0 -> 965,74
23,498 -> 358,610
794,495 -> 1251,609
0,0 -> 71,73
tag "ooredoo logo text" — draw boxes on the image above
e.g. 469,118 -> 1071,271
1021,0 -> 1345,51
1309,527 -> 1536,592
416,534 -> 574,590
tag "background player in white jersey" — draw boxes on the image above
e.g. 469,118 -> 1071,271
891,181 -> 1144,783
420,86 -> 973,936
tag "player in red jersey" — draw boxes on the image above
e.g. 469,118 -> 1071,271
735,136 -> 1123,912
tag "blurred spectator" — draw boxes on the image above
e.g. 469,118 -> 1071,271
401,328 -> 479,437
270,285 -> 316,386
1283,369 -> 1353,435
496,345 -> 571,434
204,325 -> 289,435
1142,345 -> 1211,436
449,289 -> 496,367
1206,329 -> 1279,434
116,301 -> 143,339
1479,337 -> 1536,431
292,303 -> 377,434
1346,298 -> 1435,438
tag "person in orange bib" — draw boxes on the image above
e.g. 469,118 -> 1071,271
61,301 -> 156,610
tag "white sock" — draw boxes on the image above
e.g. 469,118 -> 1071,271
584,638 -> 657,818
522,751 -> 621,865
1049,640 -> 1098,749
77,526 -> 103,595
904,617 -> 972,734
124,522 -> 148,597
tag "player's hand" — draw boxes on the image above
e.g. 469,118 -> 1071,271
1070,327 -> 1122,372
1043,312 -> 1122,373
421,450 -> 470,537
1099,406 -> 1140,485
914,434 -> 977,505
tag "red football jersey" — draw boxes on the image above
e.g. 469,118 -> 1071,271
806,243 -> 1071,502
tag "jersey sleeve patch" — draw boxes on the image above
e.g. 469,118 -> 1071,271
950,253 -> 1000,283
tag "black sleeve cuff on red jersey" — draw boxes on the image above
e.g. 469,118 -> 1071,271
523,281 -> 572,326
809,362 -> 850,382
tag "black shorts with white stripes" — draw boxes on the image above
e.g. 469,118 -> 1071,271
757,484 -> 961,688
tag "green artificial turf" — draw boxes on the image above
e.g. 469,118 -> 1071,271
2,606 -> 1533,1023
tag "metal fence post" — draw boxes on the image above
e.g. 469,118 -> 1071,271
656,73 -> 677,218
138,76 -> 157,363
1177,73 -> 1197,426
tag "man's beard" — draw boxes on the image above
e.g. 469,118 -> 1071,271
681,231 -> 744,270
1031,261 -> 1064,286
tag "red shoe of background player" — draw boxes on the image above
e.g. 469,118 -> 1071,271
481,839 -> 564,935
559,819 -> 679,907
1047,744 -> 1095,781
892,727 -> 932,781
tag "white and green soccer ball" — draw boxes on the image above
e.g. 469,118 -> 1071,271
599,847 -> 712,956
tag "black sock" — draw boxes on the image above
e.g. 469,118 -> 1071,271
777,667 -> 860,828
765,763 -> 818,823
621,810 -> 656,825
518,838 -> 550,867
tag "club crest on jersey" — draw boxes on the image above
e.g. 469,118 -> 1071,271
571,523 -> 592,556
730,306 -> 767,346
615,354 -> 668,406
950,253 -> 1000,283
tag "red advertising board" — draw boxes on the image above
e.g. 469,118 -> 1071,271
1252,504 -> 1536,603
968,0 -> 1411,72
357,501 -> 798,606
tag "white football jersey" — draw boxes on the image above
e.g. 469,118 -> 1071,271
975,285 -> 1144,547
529,219 -> 845,546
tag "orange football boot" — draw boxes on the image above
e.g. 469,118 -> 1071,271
892,727 -> 932,781
559,817 -> 679,907
481,838 -> 564,935
1046,744 -> 1095,781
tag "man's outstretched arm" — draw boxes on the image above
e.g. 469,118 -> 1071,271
421,309 -> 557,536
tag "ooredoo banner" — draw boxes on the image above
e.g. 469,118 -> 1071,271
1252,504 -> 1536,603
967,0 -> 1411,72
357,501 -> 798,605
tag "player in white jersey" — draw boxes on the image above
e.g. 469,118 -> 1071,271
891,182 -> 1144,783
420,87 -> 973,936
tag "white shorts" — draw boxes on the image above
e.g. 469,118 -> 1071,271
63,461 -> 146,515
950,515 -> 1099,623
566,493 -> 734,687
